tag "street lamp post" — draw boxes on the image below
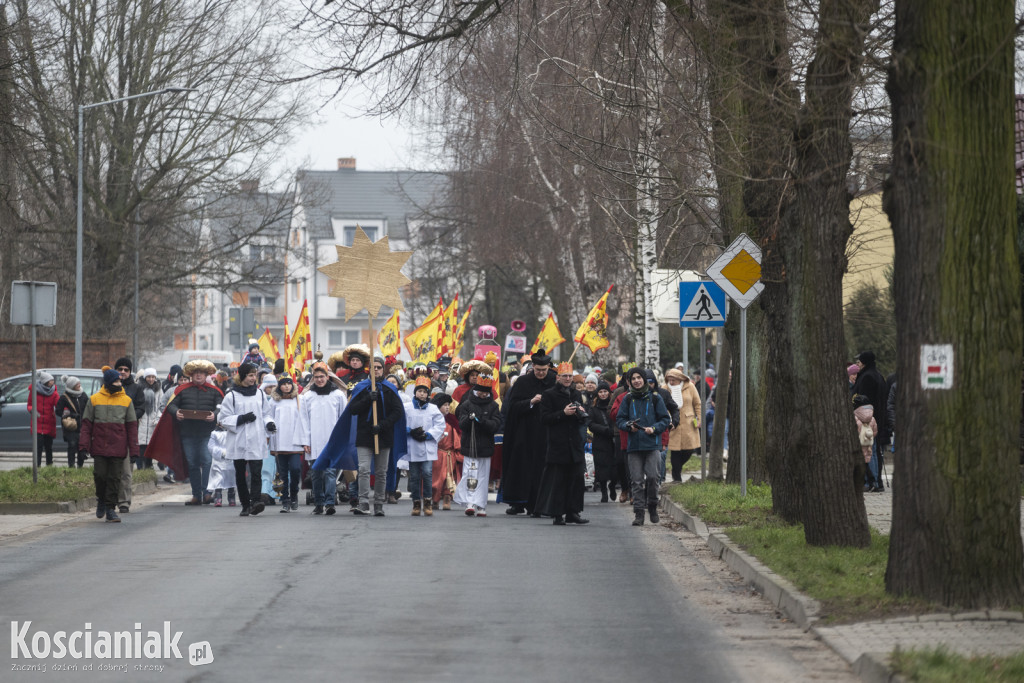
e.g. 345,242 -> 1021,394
75,87 -> 197,367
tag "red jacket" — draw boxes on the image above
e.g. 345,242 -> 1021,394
27,390 -> 59,437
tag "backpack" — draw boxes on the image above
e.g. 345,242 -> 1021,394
858,420 -> 874,447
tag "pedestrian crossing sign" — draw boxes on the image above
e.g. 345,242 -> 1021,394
679,281 -> 726,328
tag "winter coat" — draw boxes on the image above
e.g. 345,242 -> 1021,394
136,380 -> 164,446
588,397 -> 616,481
166,380 -> 223,438
268,390 -> 308,453
852,363 -> 889,445
455,393 -> 501,459
219,383 -> 273,461
853,404 -> 878,462
347,382 -> 405,448
499,370 -> 556,502
80,386 -> 139,459
404,398 -> 446,462
539,384 -> 586,465
616,390 -> 671,453
300,385 -> 347,462
667,380 -> 702,451
27,390 -> 59,437
55,392 -> 88,436
121,375 -> 146,421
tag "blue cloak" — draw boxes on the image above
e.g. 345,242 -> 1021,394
311,379 -> 407,492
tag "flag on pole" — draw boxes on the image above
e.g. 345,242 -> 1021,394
377,310 -> 401,357
574,285 -> 614,353
435,294 -> 459,359
257,328 -> 280,364
283,316 -> 292,374
452,305 -> 472,358
287,300 -> 313,374
403,301 -> 443,364
531,312 -> 566,354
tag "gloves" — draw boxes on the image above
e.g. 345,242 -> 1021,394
370,424 -> 382,436
265,421 -> 277,433
409,427 -> 427,442
368,390 -> 380,402
237,412 -> 257,425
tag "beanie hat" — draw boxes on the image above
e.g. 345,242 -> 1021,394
168,364 -> 183,381
114,356 -> 133,371
855,350 -> 876,366
102,368 -> 120,385
143,367 -> 158,379
61,375 -> 82,392
260,374 -> 278,388
37,370 -> 54,385
585,373 -> 598,385
597,380 -> 611,392
430,393 -> 452,408
278,374 -> 294,385
249,343 -> 259,351
847,364 -> 859,376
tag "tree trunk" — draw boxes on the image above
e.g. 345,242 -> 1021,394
884,0 -> 1024,604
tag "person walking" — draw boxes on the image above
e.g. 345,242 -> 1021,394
56,375 -> 89,468
300,362 -> 348,515
535,363 -> 589,525
454,376 -> 501,517
499,349 -> 556,515
430,393 -> 462,511
852,350 -> 889,492
268,374 -> 308,513
27,371 -> 59,467
405,377 -> 446,517
80,369 -> 139,522
587,380 -> 617,502
113,358 -> 145,513
136,368 -> 163,469
218,363 -> 275,516
346,356 -> 406,516
165,360 -> 223,505
665,368 -> 702,482
616,367 -> 671,526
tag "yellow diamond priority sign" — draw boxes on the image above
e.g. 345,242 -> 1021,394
707,234 -> 764,309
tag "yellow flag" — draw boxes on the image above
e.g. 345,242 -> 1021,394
451,305 -> 472,358
573,285 -> 613,353
288,300 -> 312,374
404,301 -> 442,364
531,313 -> 566,354
435,294 -> 459,359
377,310 -> 401,357
257,329 -> 280,364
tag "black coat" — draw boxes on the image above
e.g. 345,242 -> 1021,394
55,392 -> 89,435
588,398 -> 616,480
122,375 -> 146,421
499,370 -> 556,504
540,384 -> 586,465
853,363 -> 889,445
348,384 -> 405,448
455,394 -> 501,458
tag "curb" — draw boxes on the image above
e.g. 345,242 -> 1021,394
658,494 -> 901,683
0,480 -> 157,515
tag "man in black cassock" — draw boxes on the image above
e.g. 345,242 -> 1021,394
536,362 -> 589,525
499,349 -> 556,515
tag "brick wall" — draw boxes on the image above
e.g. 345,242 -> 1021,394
0,340 -> 127,375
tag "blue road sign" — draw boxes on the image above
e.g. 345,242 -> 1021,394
679,281 -> 726,328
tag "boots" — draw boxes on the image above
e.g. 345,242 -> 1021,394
608,484 -> 617,501
424,500 -> 433,516
373,504 -> 385,517
648,504 -> 660,524
619,491 -> 628,504
599,482 -> 609,503
442,495 -> 451,511
412,500 -> 421,516
632,510 -> 645,526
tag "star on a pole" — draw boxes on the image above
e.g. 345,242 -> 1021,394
317,227 -> 413,322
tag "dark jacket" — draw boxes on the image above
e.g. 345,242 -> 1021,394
540,384 -> 586,465
347,383 -> 405,448
616,389 -> 671,452
455,393 -> 501,458
121,375 -> 146,421
166,381 -> 224,437
588,397 -> 616,478
499,370 -> 557,503
55,392 -> 89,435
852,363 -> 889,445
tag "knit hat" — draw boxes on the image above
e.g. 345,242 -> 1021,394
61,375 -> 82,392
855,350 -> 875,366
143,367 -> 158,379
249,342 -> 259,351
623,367 -> 646,385
597,380 -> 611,392
847,364 -> 859,376
430,393 -> 452,408
278,374 -> 294,385
114,356 -> 133,371
260,374 -> 278,388
102,368 -> 120,385
37,370 -> 54,385
585,373 -> 599,385
168,364 -> 183,381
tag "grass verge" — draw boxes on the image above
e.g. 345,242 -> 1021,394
891,648 -> 1024,682
666,481 -> 934,623
0,464 -> 156,503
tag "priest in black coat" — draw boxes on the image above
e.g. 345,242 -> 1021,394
536,362 -> 589,525
498,350 -> 556,515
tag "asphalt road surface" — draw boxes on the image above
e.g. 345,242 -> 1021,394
1,487 -> 855,682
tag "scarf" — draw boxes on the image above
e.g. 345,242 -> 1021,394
35,380 -> 55,396
232,381 -> 259,397
310,382 -> 336,396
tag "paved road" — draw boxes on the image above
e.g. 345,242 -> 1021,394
0,485 -> 857,683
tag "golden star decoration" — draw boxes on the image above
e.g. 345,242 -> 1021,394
317,227 -> 413,322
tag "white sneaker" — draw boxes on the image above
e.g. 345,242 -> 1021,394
476,509 -> 487,517
465,506 -> 476,516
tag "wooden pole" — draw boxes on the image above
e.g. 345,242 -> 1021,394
565,342 -> 583,364
369,316 -> 379,454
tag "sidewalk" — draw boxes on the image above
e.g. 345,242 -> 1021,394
667,472 -> 1024,683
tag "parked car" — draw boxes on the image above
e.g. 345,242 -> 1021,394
0,369 -> 106,452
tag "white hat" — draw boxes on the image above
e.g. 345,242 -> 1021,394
143,367 -> 158,379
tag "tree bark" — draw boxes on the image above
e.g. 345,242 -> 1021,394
884,0 -> 1024,604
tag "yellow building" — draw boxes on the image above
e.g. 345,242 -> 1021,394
843,191 -> 894,305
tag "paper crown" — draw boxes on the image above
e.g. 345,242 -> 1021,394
557,362 -> 573,375
414,376 -> 432,389
476,376 -> 494,388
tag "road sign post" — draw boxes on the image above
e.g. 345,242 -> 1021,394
11,281 -> 58,484
678,280 -> 726,480
707,235 -> 763,496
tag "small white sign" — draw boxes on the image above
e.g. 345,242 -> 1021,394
920,344 -> 954,390
504,334 -> 527,354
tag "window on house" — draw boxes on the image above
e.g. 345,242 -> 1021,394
343,225 -> 377,246
328,329 -> 362,347
291,280 -> 301,301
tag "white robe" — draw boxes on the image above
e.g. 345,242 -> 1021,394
454,456 -> 491,510
268,394 -> 308,453
219,387 -> 273,461
300,387 -> 348,461
404,400 -> 446,462
207,430 -> 236,490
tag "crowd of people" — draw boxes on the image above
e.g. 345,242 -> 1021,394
29,342 -> 720,526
